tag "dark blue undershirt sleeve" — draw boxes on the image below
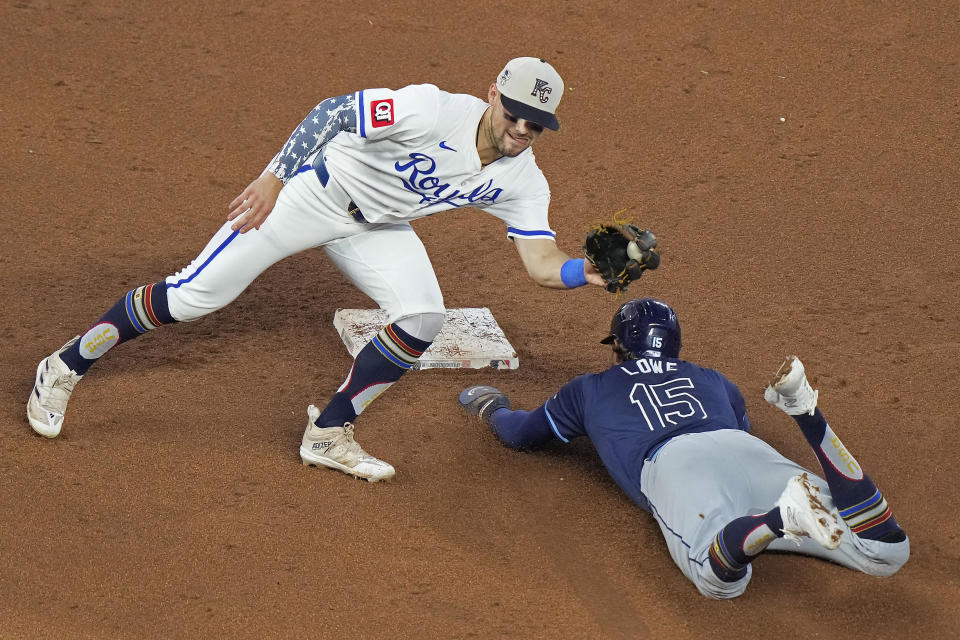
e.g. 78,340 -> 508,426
488,375 -> 591,451
489,406 -> 557,451
265,93 -> 358,182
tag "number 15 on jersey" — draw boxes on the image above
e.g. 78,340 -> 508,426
630,378 -> 708,431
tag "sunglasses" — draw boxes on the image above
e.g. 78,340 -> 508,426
501,105 -> 544,134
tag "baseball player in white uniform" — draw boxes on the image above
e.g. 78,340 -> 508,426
27,58 -> 609,481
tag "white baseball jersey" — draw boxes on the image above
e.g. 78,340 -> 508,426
322,84 -> 555,239
164,84 -> 561,328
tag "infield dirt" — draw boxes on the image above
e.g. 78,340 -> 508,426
2,2 -> 957,638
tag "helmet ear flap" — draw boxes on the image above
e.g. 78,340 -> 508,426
611,338 -> 634,362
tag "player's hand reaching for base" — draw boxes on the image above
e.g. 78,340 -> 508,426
228,173 -> 284,233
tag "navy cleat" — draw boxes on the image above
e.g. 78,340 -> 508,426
458,386 -> 511,422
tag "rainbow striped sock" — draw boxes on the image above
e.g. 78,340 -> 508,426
60,282 -> 174,375
839,489 -> 902,541
708,511 -> 783,582
316,322 -> 431,427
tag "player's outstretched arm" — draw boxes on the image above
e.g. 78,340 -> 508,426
458,386 -> 557,451
227,93 -> 360,234
513,236 -> 604,289
264,93 -> 358,182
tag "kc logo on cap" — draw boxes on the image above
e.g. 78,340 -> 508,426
531,79 -> 552,104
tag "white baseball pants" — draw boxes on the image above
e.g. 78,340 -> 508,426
163,163 -> 445,331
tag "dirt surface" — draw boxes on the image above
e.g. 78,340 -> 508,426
2,1 -> 958,638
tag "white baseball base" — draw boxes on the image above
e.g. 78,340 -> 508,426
333,307 -> 519,370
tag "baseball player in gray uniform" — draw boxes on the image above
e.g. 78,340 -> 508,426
459,298 -> 909,598
27,57 -> 608,481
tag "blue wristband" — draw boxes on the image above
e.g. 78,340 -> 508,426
560,258 -> 588,288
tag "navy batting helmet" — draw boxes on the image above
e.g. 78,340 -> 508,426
600,298 -> 682,359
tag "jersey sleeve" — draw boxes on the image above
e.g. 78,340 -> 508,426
720,373 -> 751,432
355,83 -> 440,143
540,374 -> 592,442
264,93 -> 358,183
482,165 -> 555,241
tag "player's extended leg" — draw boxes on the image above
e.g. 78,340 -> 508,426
703,358 -> 910,592
764,356 -> 905,541
298,224 -> 446,479
640,429 -> 817,599
762,355 -> 909,573
705,471 -> 843,585
27,167 -> 361,438
26,282 -> 176,437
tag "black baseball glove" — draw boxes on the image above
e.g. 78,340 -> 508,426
583,224 -> 659,293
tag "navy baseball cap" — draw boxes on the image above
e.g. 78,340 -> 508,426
496,57 -> 564,131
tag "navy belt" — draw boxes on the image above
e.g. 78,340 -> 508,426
647,439 -> 669,462
298,158 -> 368,223
346,200 -> 367,223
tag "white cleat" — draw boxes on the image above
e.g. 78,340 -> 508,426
764,355 -> 819,416
27,337 -> 83,438
299,405 -> 395,482
776,473 -> 844,549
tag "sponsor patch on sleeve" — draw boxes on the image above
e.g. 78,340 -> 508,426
370,98 -> 395,128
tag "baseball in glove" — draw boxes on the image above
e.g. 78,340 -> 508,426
583,224 -> 660,293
